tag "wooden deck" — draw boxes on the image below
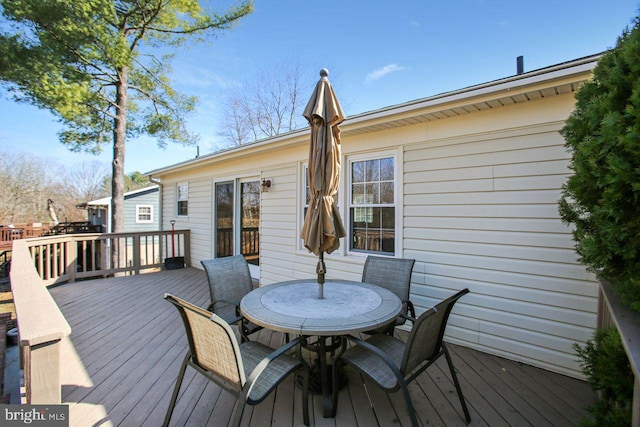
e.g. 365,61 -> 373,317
49,268 -> 595,427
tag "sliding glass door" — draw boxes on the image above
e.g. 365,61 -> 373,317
214,178 -> 260,274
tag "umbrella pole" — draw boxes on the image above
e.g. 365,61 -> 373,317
317,252 -> 326,299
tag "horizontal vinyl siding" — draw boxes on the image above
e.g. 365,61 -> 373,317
161,185 -> 176,223
165,178 -> 213,267
185,179 -> 213,266
153,82 -> 599,379
123,190 -> 160,232
260,163 -> 299,283
403,123 -> 597,377
259,163 -> 367,285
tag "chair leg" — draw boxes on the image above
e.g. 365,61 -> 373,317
302,355 -> 310,426
330,337 -> 348,418
443,344 -> 471,423
240,323 -> 249,343
331,359 -> 339,417
399,379 -> 420,427
229,398 -> 247,427
295,336 -> 310,426
163,352 -> 191,427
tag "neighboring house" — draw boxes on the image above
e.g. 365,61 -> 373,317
147,54 -> 600,379
80,185 -> 160,233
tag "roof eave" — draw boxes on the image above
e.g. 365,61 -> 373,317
147,53 -> 600,178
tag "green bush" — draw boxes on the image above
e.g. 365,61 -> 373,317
559,17 -> 640,314
574,328 -> 633,426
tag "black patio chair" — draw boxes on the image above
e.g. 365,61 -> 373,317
332,288 -> 471,426
163,294 -> 309,427
201,255 -> 262,341
361,256 -> 415,335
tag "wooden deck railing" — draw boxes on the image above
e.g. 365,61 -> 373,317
23,229 -> 190,285
0,222 -> 103,251
10,239 -> 71,404
0,224 -> 50,250
9,230 -> 190,403
216,226 -> 259,258
597,279 -> 640,427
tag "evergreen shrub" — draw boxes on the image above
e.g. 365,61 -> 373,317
560,17 -> 640,314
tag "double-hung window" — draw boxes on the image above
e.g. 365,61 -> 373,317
177,183 -> 188,217
136,205 -> 153,223
348,155 -> 396,255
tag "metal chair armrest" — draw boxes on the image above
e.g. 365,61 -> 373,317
341,335 -> 406,385
207,299 -> 244,325
397,300 -> 417,323
211,298 -> 240,308
406,300 -> 416,318
243,336 -> 305,395
400,314 -> 417,323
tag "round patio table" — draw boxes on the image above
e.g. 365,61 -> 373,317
240,279 -> 402,417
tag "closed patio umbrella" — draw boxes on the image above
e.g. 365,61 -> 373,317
300,69 -> 346,298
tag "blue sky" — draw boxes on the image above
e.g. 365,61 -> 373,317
0,0 -> 638,174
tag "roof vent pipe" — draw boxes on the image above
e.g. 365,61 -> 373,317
517,56 -> 524,75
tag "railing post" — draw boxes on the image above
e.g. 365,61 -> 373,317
596,287 -> 609,329
68,239 -> 77,283
133,234 -> 141,275
23,339 -> 63,404
183,230 -> 190,267
10,240 -> 71,404
159,232 -> 165,267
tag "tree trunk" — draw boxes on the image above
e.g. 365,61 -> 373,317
111,66 -> 128,234
111,66 -> 128,274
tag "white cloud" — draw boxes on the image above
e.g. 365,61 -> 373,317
172,63 -> 241,90
364,64 -> 406,84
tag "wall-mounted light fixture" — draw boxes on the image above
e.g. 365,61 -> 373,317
261,178 -> 272,192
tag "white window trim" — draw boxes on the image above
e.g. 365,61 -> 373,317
177,183 -> 188,217
346,149 -> 403,257
136,205 -> 154,223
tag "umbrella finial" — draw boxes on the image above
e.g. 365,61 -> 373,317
320,68 -> 329,78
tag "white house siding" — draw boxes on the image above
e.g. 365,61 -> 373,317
182,176 -> 213,265
158,170 -> 211,265
262,94 -> 595,378
160,157 -> 284,268
259,161 -> 367,284
160,183 -> 176,225
402,104 -> 597,378
259,163 -> 301,283
149,56 -> 600,379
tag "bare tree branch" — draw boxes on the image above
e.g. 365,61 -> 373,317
218,61 -> 309,146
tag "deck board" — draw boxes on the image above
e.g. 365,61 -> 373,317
49,268 -> 596,426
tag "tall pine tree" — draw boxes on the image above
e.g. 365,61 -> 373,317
0,0 -> 253,232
